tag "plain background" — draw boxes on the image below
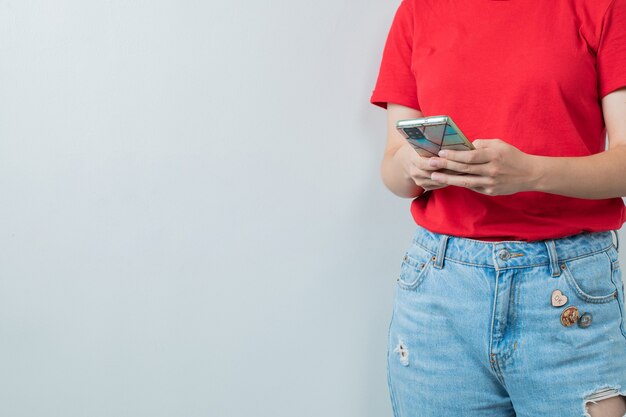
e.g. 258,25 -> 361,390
0,1 -> 623,417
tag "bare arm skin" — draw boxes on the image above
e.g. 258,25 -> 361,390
379,103 -> 447,198
426,87 -> 626,199
532,87 -> 626,198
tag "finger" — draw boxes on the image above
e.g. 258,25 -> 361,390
408,165 -> 443,180
470,186 -> 498,196
411,156 -> 442,172
438,148 -> 491,164
429,172 -> 493,189
472,138 -> 502,149
419,180 -> 447,189
427,157 -> 491,175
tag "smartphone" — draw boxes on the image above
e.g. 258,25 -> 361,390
396,115 -> 474,158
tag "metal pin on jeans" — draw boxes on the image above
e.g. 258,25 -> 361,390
560,306 -> 580,327
551,289 -> 568,307
578,312 -> 593,328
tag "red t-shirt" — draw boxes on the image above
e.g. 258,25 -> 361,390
370,0 -> 626,241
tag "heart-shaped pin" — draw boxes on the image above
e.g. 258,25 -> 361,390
551,289 -> 568,307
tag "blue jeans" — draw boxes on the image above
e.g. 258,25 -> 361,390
388,225 -> 626,417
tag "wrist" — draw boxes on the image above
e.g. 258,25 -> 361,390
381,144 -> 424,199
396,145 -> 427,197
394,144 -> 414,182
527,155 -> 548,192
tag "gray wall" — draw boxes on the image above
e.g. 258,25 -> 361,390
0,1 -> 622,417
0,1 -> 411,416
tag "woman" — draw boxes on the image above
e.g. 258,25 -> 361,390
370,1 -> 626,416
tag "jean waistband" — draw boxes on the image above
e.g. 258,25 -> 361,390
411,225 -> 619,274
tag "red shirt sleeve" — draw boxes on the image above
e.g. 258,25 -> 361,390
597,0 -> 626,98
369,0 -> 420,110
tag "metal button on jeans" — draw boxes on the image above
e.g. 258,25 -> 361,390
498,249 -> 511,261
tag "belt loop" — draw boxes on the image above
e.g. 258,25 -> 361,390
612,229 -> 620,251
545,239 -> 561,277
433,234 -> 449,269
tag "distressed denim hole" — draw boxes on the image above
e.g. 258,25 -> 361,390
393,338 -> 409,366
583,386 -> 626,417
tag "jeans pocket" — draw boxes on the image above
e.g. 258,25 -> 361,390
561,249 -> 618,304
397,244 -> 435,291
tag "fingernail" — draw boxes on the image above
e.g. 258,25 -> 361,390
428,158 -> 439,167
438,150 -> 448,157
431,172 -> 443,181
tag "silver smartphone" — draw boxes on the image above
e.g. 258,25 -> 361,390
396,115 -> 474,158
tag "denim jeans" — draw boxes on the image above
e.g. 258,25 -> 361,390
387,225 -> 626,417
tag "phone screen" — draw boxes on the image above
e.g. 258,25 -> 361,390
397,116 -> 474,158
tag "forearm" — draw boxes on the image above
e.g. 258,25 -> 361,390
532,145 -> 626,199
380,144 -> 424,198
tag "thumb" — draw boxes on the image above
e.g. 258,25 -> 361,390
472,139 -> 491,149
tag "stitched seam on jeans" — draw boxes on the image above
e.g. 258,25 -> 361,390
443,257 -> 551,269
411,241 -> 437,257
412,241 -> 614,265
559,245 -> 615,263
562,259 -> 618,304
499,273 -> 523,366
609,266 -> 626,341
511,271 -> 521,363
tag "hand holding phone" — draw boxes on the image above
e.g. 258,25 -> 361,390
396,115 -> 474,175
